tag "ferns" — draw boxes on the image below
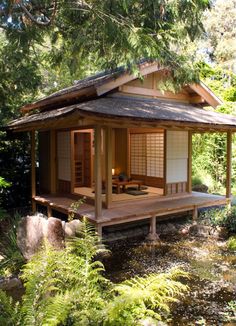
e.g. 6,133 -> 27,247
0,213 -> 25,275
0,289 -> 18,326
0,219 -> 188,325
105,269 -> 189,325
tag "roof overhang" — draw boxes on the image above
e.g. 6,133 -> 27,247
8,97 -> 236,133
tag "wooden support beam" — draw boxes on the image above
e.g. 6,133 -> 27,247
163,130 -> 167,196
97,224 -> 102,238
31,130 -> 36,213
47,205 -> 52,218
105,127 -> 113,208
192,206 -> 198,221
50,130 -> 57,194
146,215 -> 160,241
226,131 -> 232,199
94,125 -> 102,219
120,85 -> 190,102
187,131 -> 192,193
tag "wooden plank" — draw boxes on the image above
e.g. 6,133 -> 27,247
226,131 -> 232,199
96,63 -> 163,96
120,85 -> 190,101
105,127 -> 113,208
50,130 -> 57,194
94,125 -> 102,218
189,82 -> 222,108
187,131 -> 192,193
31,130 -> 36,212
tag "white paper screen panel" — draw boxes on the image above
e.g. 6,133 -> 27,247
166,131 -> 188,183
130,133 -> 164,177
167,159 -> 187,183
57,132 -> 71,181
146,133 -> 164,177
130,134 -> 146,175
166,131 -> 188,159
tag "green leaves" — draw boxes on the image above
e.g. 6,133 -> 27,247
0,219 -> 189,325
105,269 -> 189,324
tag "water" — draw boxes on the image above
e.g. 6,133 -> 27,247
104,234 -> 236,325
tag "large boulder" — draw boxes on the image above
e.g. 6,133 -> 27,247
17,213 -> 48,260
17,214 -> 65,260
64,219 -> 82,238
47,217 -> 65,249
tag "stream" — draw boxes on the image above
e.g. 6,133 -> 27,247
104,232 -> 236,325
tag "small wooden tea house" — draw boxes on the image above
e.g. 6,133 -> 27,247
8,61 -> 236,237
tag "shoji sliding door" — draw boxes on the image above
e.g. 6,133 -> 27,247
130,131 -> 164,188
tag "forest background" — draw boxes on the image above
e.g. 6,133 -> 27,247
0,0 -> 236,211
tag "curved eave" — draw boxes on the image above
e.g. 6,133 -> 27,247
8,97 -> 236,132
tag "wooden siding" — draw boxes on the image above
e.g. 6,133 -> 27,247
119,71 -> 193,103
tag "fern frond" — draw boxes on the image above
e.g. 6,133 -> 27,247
0,289 -> 19,326
105,268 -> 189,324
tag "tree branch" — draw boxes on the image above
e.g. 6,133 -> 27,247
19,0 -> 58,27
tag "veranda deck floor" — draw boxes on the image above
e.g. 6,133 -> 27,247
34,192 -> 227,227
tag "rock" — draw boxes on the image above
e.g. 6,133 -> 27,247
64,219 -> 82,238
189,224 -> 228,239
159,223 -> 177,235
17,214 -> 65,259
192,184 -> 208,193
47,217 -> 65,249
0,277 -> 23,291
17,213 -> 48,260
189,224 -> 212,237
180,227 -> 189,235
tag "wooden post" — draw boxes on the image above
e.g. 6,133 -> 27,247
94,125 -> 102,219
226,131 -> 232,200
105,127 -> 113,208
50,130 -> 57,194
192,206 -> 198,222
47,205 -> 52,218
187,131 -> 192,193
31,131 -> 36,213
146,215 -> 160,241
163,130 -> 167,196
97,224 -> 102,238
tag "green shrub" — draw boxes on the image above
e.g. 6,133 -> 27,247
224,301 -> 236,322
0,219 -> 189,325
0,176 -> 10,222
0,213 -> 25,276
192,175 -> 203,186
227,236 -> 236,251
200,206 -> 236,233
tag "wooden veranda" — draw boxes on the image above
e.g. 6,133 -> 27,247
33,192 -> 228,236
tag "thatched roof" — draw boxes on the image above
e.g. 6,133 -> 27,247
8,96 -> 236,131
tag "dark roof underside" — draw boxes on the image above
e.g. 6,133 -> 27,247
8,97 -> 236,130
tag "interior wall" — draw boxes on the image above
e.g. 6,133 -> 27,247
57,131 -> 71,193
166,131 -> 188,183
38,131 -> 51,194
114,128 -> 128,175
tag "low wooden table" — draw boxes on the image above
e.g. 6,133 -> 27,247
112,179 -> 143,194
